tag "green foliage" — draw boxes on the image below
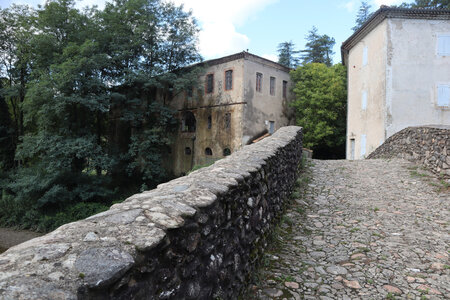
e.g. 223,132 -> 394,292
290,63 -> 347,155
352,1 -> 373,32
300,27 -> 335,67
277,41 -> 299,68
0,0 -> 201,230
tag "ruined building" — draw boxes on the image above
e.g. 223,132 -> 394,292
165,52 -> 294,175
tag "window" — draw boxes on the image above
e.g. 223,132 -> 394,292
207,115 -> 212,129
181,111 -> 196,132
270,77 -> 275,96
362,46 -> 368,66
223,148 -> 231,156
206,74 -> 214,94
224,113 -> 231,129
269,121 -> 275,134
282,81 -> 288,99
437,34 -> 450,56
362,90 -> 367,110
350,139 -> 355,160
225,70 -> 233,90
205,147 -> 212,156
185,147 -> 191,155
187,87 -> 193,98
256,73 -> 262,92
437,84 -> 450,107
360,134 -> 366,158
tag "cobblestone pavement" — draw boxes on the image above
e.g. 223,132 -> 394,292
248,159 -> 449,300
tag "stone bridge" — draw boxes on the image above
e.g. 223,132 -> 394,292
0,126 -> 448,299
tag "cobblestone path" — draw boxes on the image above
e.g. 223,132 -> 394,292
248,159 -> 449,300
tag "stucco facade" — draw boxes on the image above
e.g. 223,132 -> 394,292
342,7 -> 450,160
166,52 -> 293,175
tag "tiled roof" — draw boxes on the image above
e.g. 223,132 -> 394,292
341,6 -> 450,65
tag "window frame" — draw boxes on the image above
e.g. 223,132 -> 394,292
256,72 -> 263,92
437,34 -> 450,56
205,73 -> 214,94
270,77 -> 276,96
282,80 -> 288,99
224,69 -> 233,91
437,84 -> 450,107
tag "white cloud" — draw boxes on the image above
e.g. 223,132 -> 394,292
261,54 -> 278,62
171,0 -> 279,59
343,0 -> 356,12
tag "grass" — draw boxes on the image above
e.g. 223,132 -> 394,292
350,227 -> 360,233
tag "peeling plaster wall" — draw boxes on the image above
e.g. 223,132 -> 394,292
0,126 -> 303,300
346,19 -> 388,159
387,18 -> 450,138
242,58 -> 293,145
168,59 -> 246,175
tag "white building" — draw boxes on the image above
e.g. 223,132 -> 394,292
341,6 -> 450,159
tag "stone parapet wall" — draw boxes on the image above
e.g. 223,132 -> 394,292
368,126 -> 450,178
0,126 -> 303,299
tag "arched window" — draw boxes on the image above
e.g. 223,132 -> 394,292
223,148 -> 231,156
181,111 -> 196,132
205,147 -> 212,156
207,115 -> 212,129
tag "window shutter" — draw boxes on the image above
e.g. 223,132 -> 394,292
437,84 -> 450,107
438,35 -> 450,56
361,134 -> 367,158
362,90 -> 367,110
362,46 -> 368,66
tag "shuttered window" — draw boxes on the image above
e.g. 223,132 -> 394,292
362,46 -> 368,66
437,35 -> 450,56
361,134 -> 367,158
437,84 -> 450,107
362,90 -> 367,110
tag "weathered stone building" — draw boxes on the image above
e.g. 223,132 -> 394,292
341,7 -> 450,160
166,51 -> 293,175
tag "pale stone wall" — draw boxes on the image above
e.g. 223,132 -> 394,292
346,20 -> 388,159
242,57 -> 293,145
0,126 -> 303,300
386,18 -> 450,138
368,126 -> 450,178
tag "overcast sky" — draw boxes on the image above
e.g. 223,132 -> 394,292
0,0 -> 406,63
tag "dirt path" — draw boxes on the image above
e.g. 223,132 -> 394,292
249,159 -> 449,299
0,228 -> 42,254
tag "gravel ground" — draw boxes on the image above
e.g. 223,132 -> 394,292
0,228 -> 42,254
248,159 -> 449,300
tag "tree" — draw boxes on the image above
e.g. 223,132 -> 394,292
399,0 -> 450,8
301,27 -> 335,67
352,1 -> 373,32
290,63 -> 347,158
277,41 -> 299,68
0,0 -> 201,231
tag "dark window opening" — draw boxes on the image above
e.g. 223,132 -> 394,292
270,77 -> 276,96
185,147 -> 191,155
181,111 -> 196,132
224,113 -> 231,129
256,72 -> 262,92
206,74 -> 214,94
225,70 -> 233,90
187,86 -> 193,98
223,148 -> 231,156
207,115 -> 212,129
283,80 -> 287,99
205,147 -> 212,156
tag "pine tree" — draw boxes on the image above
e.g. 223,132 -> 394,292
277,41 -> 300,68
352,1 -> 373,32
301,27 -> 335,67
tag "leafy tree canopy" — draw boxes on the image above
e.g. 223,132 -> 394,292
300,27 -> 335,67
290,63 -> 347,157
